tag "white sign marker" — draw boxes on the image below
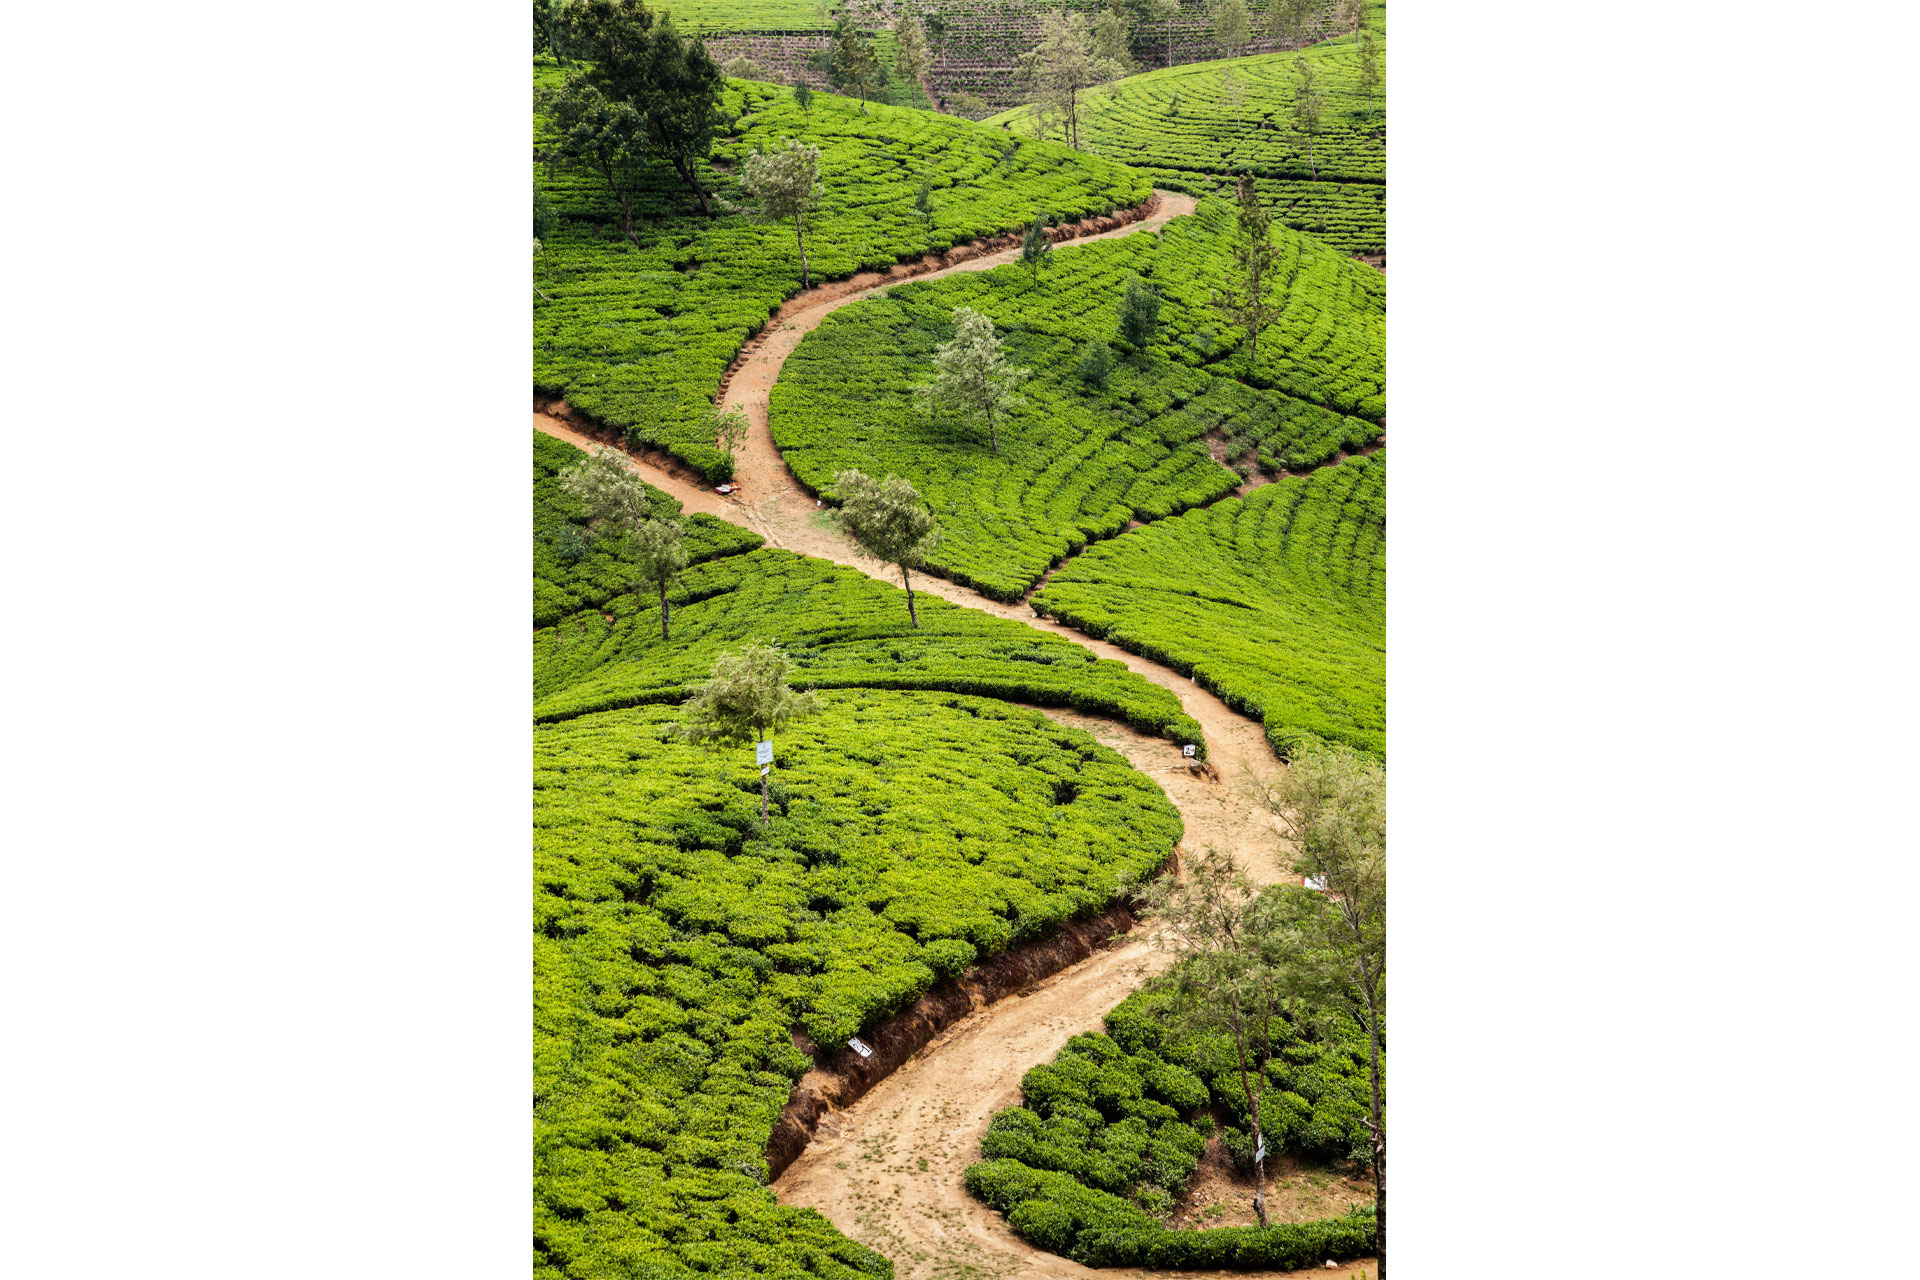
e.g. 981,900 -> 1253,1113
1254,1137 -> 1266,1164
1304,874 -> 1328,892
756,740 -> 773,766
1182,744 -> 1196,758
847,1036 -> 874,1059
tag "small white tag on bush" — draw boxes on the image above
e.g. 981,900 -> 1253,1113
1304,875 -> 1328,892
756,740 -> 773,766
1181,744 -> 1196,758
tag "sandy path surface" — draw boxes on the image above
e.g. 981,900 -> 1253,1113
534,189 -> 1371,1275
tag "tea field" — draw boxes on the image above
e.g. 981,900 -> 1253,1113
768,195 -> 1383,599
983,5 -> 1386,255
1034,452 -> 1385,758
964,981 -> 1377,1268
535,693 -> 1183,1280
534,69 -> 1148,480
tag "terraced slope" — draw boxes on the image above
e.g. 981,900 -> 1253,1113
534,431 -> 1196,1280
985,4 -> 1386,255
769,195 -> 1384,600
1035,452 -> 1385,758
535,69 -> 1148,479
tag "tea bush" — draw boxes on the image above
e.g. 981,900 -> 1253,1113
963,981 -> 1377,1269
534,68 -> 1149,479
535,691 -> 1183,1280
1034,452 -> 1384,758
984,5 -> 1386,255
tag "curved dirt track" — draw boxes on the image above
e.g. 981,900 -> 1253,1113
534,190 -> 1372,1276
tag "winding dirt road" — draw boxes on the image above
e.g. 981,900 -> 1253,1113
533,191 -> 1373,1277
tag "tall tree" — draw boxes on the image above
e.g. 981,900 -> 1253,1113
1212,0 -> 1250,57
1142,0 -> 1180,68
1021,9 -> 1110,150
533,239 -> 554,302
832,470 -> 942,628
1268,0 -> 1314,49
740,136 -> 823,287
674,644 -> 821,823
916,306 -> 1030,453
831,18 -> 880,112
1291,54 -> 1326,177
540,83 -> 652,245
631,517 -> 689,639
1212,174 -> 1282,375
1353,25 -> 1381,130
559,0 -> 725,216
1129,845 -> 1291,1229
1221,64 -> 1245,129
1255,744 -> 1387,1275
792,79 -> 814,114
893,11 -> 933,106
1091,4 -> 1139,81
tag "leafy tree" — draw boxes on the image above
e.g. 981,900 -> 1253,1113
1221,64 -> 1245,129
1353,25 -> 1381,129
533,185 -> 557,244
534,0 -> 570,63
540,83 -> 652,245
893,12 -> 933,106
916,306 -> 1030,453
1212,175 -> 1282,374
1019,215 -> 1054,283
1268,0 -> 1314,48
1128,845 -> 1290,1229
558,0 -> 725,216
1256,744 -> 1387,1274
912,177 -> 934,218
792,79 -> 814,114
831,469 -> 942,628
1091,5 -> 1139,81
1077,339 -> 1115,388
707,401 -> 750,466
740,136 -> 823,287
721,53 -> 770,80
631,517 -> 689,639
831,18 -> 880,112
1141,0 -> 1180,68
674,643 -> 822,823
1021,9 -> 1115,150
1291,55 -> 1326,177
1116,275 -> 1162,349
558,446 -> 654,538
1212,0 -> 1250,57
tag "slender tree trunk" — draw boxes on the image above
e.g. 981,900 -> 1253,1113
1230,1022 -> 1270,1229
986,406 -> 998,453
658,581 -> 670,640
902,563 -> 919,628
1364,994 -> 1386,1275
761,768 -> 769,822
796,214 -> 810,288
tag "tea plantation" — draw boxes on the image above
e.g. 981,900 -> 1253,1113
534,424 -> 1202,1279
983,4 -> 1386,255
964,982 -> 1377,1268
535,694 -> 1183,1280
769,195 -> 1383,599
535,68 -> 1148,480
1034,452 -> 1384,758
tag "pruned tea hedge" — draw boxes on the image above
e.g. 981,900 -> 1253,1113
1034,452 -> 1384,758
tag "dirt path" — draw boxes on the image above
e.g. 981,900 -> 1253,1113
533,190 -> 1370,1276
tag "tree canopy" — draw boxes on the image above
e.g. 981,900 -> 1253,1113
916,306 -> 1030,453
740,137 -> 823,287
832,469 -> 942,628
